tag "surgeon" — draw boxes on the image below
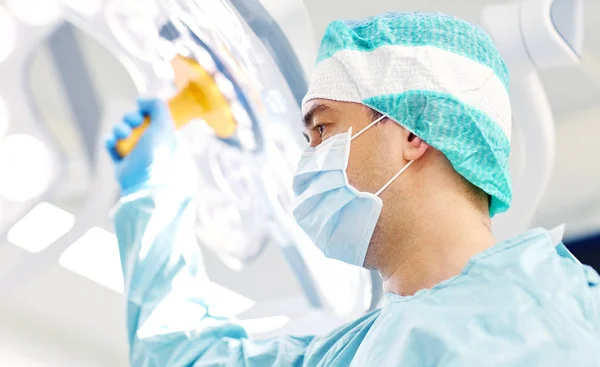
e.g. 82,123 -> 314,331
106,12 -> 600,366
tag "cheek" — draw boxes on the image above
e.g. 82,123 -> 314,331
346,129 -> 406,193
346,139 -> 385,193
331,121 -> 351,137
345,149 -> 365,189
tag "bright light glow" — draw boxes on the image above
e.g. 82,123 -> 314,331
59,227 -> 124,293
238,125 -> 257,150
194,47 -> 217,74
0,135 -> 54,202
0,7 -> 17,64
214,73 -> 236,100
59,226 -> 257,314
203,282 -> 256,317
265,90 -> 287,115
0,96 -> 9,139
288,221 -> 372,318
135,282 -> 257,340
152,60 -> 174,81
105,0 -> 161,62
239,316 -> 290,334
230,101 -> 252,128
60,0 -> 102,16
7,202 -> 74,253
6,0 -> 63,26
314,257 -> 371,318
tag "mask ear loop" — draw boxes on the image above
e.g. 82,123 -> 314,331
375,160 -> 415,196
351,115 -> 387,141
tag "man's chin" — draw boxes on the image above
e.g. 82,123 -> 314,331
362,243 -> 379,270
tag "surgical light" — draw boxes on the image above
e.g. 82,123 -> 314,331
0,135 -> 53,202
265,90 -> 287,115
60,0 -> 103,17
213,73 -> 236,101
10,0 -> 374,325
230,101 -> 252,128
152,60 -> 174,81
0,7 -> 17,64
59,227 -> 124,293
105,0 -> 161,62
195,189 -> 255,271
7,202 -> 74,253
192,46 -> 217,75
6,0 -> 63,26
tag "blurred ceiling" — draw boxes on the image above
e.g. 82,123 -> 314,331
1,1 -> 600,366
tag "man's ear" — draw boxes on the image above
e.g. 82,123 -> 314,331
404,132 -> 429,161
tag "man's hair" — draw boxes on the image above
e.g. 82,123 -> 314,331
369,109 -> 383,121
368,108 -> 490,213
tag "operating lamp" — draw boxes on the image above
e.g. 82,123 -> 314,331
0,0 -> 378,339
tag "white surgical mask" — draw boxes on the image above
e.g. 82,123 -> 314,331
292,116 -> 414,266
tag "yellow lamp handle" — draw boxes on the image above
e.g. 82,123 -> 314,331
115,117 -> 151,157
114,87 -> 200,157
115,56 -> 237,158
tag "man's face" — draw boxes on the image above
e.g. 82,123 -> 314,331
302,99 -> 416,267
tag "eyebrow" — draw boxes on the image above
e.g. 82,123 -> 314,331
302,104 -> 332,128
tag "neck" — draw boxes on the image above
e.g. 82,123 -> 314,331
377,189 -> 495,296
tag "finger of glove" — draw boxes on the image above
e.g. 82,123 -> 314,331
113,122 -> 133,140
123,111 -> 146,128
105,135 -> 121,162
137,98 -> 173,130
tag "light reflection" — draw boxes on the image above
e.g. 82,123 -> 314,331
0,135 -> 54,202
59,227 -> 124,293
105,0 -> 162,62
6,0 -> 63,26
7,202 -> 75,253
0,95 -> 9,139
0,7 -> 17,64
60,227 -> 257,319
61,0 -> 103,16
239,315 -> 290,334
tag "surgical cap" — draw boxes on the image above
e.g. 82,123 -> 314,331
303,12 -> 512,216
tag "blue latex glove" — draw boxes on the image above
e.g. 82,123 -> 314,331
106,98 -> 178,196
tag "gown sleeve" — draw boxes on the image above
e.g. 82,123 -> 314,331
114,189 -> 316,367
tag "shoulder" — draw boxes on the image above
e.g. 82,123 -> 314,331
366,286 -> 600,366
304,309 -> 381,364
360,299 -> 600,366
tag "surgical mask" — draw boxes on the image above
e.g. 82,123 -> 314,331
292,116 -> 414,267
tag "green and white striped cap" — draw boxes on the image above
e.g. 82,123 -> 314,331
303,12 -> 512,216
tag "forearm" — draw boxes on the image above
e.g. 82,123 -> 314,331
115,189 -> 248,366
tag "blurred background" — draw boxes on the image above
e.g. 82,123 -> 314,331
0,0 -> 598,365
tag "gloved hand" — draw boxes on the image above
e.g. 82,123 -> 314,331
106,98 -> 179,196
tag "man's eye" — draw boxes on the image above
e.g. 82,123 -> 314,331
316,124 -> 326,137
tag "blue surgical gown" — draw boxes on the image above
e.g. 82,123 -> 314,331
114,189 -> 600,366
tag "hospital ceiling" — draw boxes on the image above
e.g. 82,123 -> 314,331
0,0 -> 599,366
